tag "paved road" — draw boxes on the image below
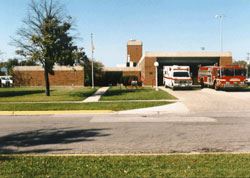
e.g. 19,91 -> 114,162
1,88 -> 250,154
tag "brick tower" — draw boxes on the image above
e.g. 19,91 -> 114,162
127,40 -> 143,67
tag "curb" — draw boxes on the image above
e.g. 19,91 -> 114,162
0,110 -> 114,116
1,152 -> 250,157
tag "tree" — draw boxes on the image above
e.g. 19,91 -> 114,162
233,60 -> 250,77
0,58 -> 37,75
83,59 -> 104,86
14,0 -> 81,96
233,60 -> 248,68
5,59 -> 19,74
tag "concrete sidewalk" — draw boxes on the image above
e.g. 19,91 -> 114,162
117,102 -> 189,115
83,87 -> 109,103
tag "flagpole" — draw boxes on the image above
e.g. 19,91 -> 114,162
91,33 -> 94,88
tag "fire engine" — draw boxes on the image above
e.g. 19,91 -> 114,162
198,65 -> 247,90
163,65 -> 193,89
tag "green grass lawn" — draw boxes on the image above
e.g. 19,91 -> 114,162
101,86 -> 176,101
0,101 -> 170,111
0,154 -> 250,177
0,87 -> 96,102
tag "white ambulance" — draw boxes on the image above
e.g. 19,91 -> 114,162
163,65 -> 193,89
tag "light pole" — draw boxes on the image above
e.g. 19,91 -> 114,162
247,52 -> 250,65
247,52 -> 250,78
91,33 -> 94,88
215,14 -> 225,52
154,61 -> 159,91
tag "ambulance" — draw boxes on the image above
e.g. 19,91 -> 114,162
163,65 -> 193,89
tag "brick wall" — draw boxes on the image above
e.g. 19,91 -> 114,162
122,71 -> 141,79
219,56 -> 233,66
141,57 -> 157,86
127,44 -> 143,64
13,66 -> 84,86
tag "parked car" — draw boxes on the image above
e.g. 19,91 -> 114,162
0,76 -> 13,87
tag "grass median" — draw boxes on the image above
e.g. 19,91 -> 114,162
0,87 -> 96,102
101,86 -> 176,101
0,154 -> 250,177
0,101 -> 170,111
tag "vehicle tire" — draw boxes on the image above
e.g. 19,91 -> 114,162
200,78 -> 205,89
172,82 -> 175,90
214,81 -> 220,90
212,81 -> 216,89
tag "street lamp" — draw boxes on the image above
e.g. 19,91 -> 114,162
247,52 -> 250,78
154,61 -> 159,91
215,14 -> 225,52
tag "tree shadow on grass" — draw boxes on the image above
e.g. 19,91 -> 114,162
0,155 -> 13,161
0,90 -> 45,97
103,88 -> 142,97
0,128 -> 110,154
69,90 -> 96,99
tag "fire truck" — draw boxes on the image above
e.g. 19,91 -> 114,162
163,65 -> 193,89
198,65 -> 247,90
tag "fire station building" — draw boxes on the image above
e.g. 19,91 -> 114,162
12,39 -> 233,87
123,40 -> 233,86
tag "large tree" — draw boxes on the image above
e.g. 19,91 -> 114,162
233,60 -> 248,67
14,0 -> 81,96
0,58 -> 37,75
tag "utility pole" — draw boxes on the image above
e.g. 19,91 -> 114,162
215,14 -> 225,52
91,33 -> 94,88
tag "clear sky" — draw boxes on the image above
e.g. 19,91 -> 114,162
0,0 -> 250,66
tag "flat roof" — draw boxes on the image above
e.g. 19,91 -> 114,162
13,65 -> 83,71
144,51 -> 232,58
127,40 -> 143,46
103,67 -> 140,72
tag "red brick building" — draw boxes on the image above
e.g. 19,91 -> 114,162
124,39 -> 233,86
13,40 -> 233,87
13,66 -> 84,86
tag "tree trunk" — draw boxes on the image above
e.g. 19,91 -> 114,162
44,65 -> 50,96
